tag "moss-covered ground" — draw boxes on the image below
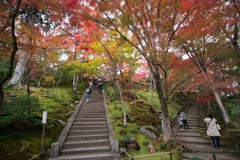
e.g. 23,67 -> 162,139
0,85 -> 85,160
0,82 -> 239,160
105,83 -> 183,160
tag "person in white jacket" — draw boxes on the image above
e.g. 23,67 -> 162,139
204,114 -> 221,149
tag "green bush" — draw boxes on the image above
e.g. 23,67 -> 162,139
227,98 -> 240,121
0,95 -> 42,130
159,142 -> 167,149
123,134 -> 133,143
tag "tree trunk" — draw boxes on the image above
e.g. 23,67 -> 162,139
210,86 -> 231,123
73,74 -> 78,94
232,11 -> 240,59
37,66 -> 46,87
6,53 -> 27,87
153,65 -> 171,142
162,117 -> 171,143
0,0 -> 22,108
115,79 -> 127,126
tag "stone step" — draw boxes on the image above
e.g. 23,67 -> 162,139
61,145 -> 111,155
182,152 -> 238,160
176,137 -> 210,144
187,122 -> 198,125
178,128 -> 199,132
183,143 -> 230,154
63,139 -> 110,148
66,134 -> 109,141
71,125 -> 107,130
68,129 -> 107,135
187,119 -> 198,122
176,126 -> 198,129
186,118 -> 198,121
187,126 -> 198,129
74,117 -> 106,122
76,114 -> 106,118
79,109 -> 105,113
49,152 -> 120,160
72,121 -> 107,126
176,132 -> 201,137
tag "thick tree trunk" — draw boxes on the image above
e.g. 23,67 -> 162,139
7,53 -> 27,87
0,0 -> 22,108
210,86 -> 231,123
162,117 -> 171,142
153,65 -> 171,142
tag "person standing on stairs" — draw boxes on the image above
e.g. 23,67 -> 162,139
177,111 -> 184,130
204,114 -> 221,149
98,81 -> 103,94
85,86 -> 92,103
180,110 -> 190,129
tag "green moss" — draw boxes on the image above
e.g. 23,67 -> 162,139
0,86 -> 78,160
106,85 -> 183,159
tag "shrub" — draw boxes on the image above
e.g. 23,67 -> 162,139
159,142 -> 167,149
142,141 -> 149,146
0,95 -> 42,130
123,134 -> 133,143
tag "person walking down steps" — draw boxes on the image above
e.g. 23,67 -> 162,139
177,111 -> 184,130
85,86 -> 92,103
204,114 -> 221,149
180,110 -> 190,129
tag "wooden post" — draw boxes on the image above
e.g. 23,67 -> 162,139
170,152 -> 172,160
41,111 -> 47,152
213,153 -> 216,160
41,124 -> 45,152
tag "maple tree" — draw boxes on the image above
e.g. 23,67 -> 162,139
79,0 -> 200,142
219,0 -> 240,59
0,0 -> 239,146
175,0 -> 240,123
0,0 -> 22,108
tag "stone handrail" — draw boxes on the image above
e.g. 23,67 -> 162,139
102,90 -> 119,153
49,93 -> 86,157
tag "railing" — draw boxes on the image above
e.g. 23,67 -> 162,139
28,151 -> 45,160
122,142 -> 237,160
122,141 -> 184,160
205,153 -> 236,160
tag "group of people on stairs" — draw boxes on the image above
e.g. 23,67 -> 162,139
178,109 -> 221,149
177,110 -> 190,130
85,79 -> 104,103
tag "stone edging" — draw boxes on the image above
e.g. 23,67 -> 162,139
49,92 -> 86,157
102,90 -> 119,153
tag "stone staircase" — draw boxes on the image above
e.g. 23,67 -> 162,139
49,88 -> 120,160
174,105 -> 240,160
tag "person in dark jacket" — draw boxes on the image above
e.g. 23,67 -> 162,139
98,81 -> 103,94
85,87 -> 92,103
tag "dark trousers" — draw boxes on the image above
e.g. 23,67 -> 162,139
210,136 -> 221,149
182,119 -> 189,129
